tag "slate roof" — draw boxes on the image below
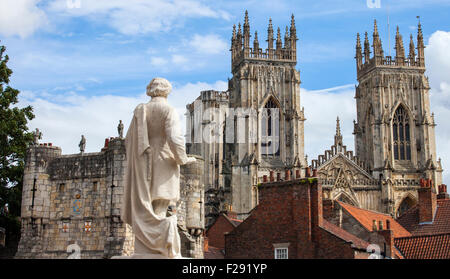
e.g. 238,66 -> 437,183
204,246 -> 225,259
397,199 -> 450,236
338,201 -> 412,238
321,219 -> 371,251
395,233 -> 450,259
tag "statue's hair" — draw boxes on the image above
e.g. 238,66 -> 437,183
147,77 -> 172,97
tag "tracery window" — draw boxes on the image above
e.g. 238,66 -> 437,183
393,106 -> 411,160
261,97 -> 280,156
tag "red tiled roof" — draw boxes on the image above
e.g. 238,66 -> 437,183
204,246 -> 225,259
338,202 -> 412,238
397,199 -> 450,236
321,219 -> 371,251
394,233 -> 450,259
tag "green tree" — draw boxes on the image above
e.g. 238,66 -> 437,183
0,43 -> 34,256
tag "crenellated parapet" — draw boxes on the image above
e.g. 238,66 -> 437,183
356,20 -> 426,79
231,11 -> 297,72
311,117 -> 371,174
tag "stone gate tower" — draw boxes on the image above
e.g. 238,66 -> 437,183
354,20 -> 443,215
226,12 -> 307,217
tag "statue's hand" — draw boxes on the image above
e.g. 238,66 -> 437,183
185,157 -> 197,165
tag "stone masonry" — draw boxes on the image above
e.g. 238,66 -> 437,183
15,138 -> 205,259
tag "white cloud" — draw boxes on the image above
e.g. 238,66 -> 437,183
0,0 -> 47,38
150,57 -> 168,67
172,54 -> 188,65
426,31 -> 450,89
46,0 -> 230,35
426,30 -> 450,185
189,34 -> 228,55
302,85 -> 357,162
20,80 -> 227,154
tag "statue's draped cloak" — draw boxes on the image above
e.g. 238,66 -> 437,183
121,98 -> 189,258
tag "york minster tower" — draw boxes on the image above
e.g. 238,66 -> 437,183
186,12 -> 306,225
311,20 -> 444,217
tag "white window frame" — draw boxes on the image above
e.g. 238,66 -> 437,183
273,243 -> 290,259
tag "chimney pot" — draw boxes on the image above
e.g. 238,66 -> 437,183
306,167 -> 311,177
312,169 -> 317,177
437,184 -> 449,200
276,173 -> 281,181
263,175 -> 268,183
269,171 -> 275,182
295,169 -> 300,179
285,170 -> 291,181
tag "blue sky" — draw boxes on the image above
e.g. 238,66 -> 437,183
1,0 -> 450,184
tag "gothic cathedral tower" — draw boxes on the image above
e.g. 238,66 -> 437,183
354,20 -> 443,215
226,12 -> 306,217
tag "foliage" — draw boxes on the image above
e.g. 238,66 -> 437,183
0,43 -> 34,252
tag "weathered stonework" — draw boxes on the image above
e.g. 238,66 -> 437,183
312,21 -> 445,217
15,139 -> 205,259
186,12 -> 307,226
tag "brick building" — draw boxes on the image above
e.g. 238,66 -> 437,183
224,174 -> 386,259
204,211 -> 241,259
394,182 -> 450,258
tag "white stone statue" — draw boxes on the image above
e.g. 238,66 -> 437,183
119,77 -> 196,259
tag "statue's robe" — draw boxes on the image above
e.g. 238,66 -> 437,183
121,97 -> 189,258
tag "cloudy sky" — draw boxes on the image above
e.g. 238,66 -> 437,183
1,0 -> 450,184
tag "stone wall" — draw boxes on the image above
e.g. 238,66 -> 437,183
15,139 -> 205,259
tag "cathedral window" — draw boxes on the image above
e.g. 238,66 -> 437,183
261,97 -> 280,156
397,196 -> 416,217
393,106 -> 411,160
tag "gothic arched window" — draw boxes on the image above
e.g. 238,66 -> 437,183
261,97 -> 280,156
393,106 -> 411,160
396,196 -> 416,217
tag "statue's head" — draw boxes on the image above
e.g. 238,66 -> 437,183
146,77 -> 172,98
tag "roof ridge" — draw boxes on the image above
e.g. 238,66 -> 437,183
338,201 -> 394,218
395,232 -> 450,240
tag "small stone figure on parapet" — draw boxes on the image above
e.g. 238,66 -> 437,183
118,120 -> 124,139
79,135 -> 86,154
33,128 -> 42,145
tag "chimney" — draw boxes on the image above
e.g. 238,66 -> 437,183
276,172 -> 281,181
269,171 -> 275,182
306,167 -> 311,177
295,169 -> 301,179
377,222 -> 395,258
263,175 -> 268,183
418,179 -> 437,224
438,184 -> 449,200
310,179 -> 323,242
285,170 -> 291,181
322,199 -> 334,220
204,237 -> 209,252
